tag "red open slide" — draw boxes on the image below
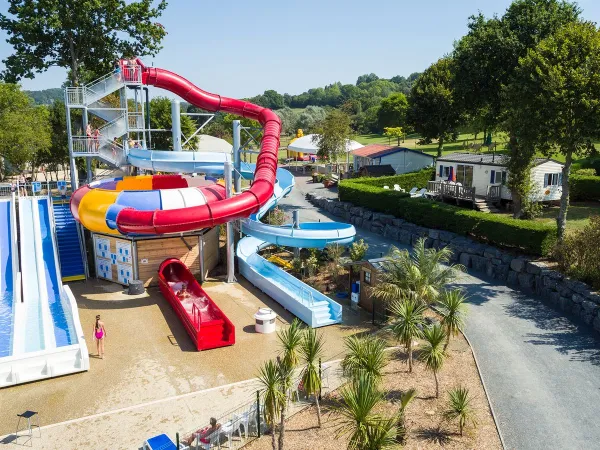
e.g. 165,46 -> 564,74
158,259 -> 235,351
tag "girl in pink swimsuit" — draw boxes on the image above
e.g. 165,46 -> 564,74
93,315 -> 107,359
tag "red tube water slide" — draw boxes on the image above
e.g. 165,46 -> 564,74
115,59 -> 281,235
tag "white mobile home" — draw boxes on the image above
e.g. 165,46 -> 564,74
435,153 -> 564,202
352,145 -> 435,175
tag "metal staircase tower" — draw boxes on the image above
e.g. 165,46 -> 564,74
64,64 -> 147,191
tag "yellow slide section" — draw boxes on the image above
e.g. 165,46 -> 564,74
78,189 -> 120,235
267,255 -> 292,270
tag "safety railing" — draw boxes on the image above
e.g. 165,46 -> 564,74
72,137 -> 98,155
4,180 -> 81,198
66,87 -> 85,106
192,303 -> 201,331
127,112 -> 145,130
121,64 -> 142,84
300,287 -> 314,306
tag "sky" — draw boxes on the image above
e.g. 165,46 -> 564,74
0,0 -> 599,99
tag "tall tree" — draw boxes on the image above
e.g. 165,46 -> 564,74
506,21 -> 600,241
0,0 -> 168,86
453,0 -> 581,216
311,109 -> 353,164
377,93 -> 408,131
408,57 -> 461,157
0,83 -> 51,179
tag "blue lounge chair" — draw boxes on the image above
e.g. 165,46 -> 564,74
144,434 -> 180,450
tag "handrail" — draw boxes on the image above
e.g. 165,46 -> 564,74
191,302 -> 201,331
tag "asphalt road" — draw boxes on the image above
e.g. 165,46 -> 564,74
280,171 -> 600,450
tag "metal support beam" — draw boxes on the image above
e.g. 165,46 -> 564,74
86,158 -> 92,183
233,120 -> 241,193
171,99 -> 182,151
64,92 -> 78,192
293,210 -> 300,258
225,160 -> 236,283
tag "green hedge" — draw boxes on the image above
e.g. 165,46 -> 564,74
339,179 -> 557,256
570,175 -> 600,201
351,168 -> 435,191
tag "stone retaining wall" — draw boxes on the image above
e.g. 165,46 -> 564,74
307,192 -> 600,332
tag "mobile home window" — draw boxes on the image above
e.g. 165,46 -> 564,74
490,170 -> 507,184
544,173 -> 562,186
438,165 -> 451,178
456,165 -> 473,187
364,270 -> 371,285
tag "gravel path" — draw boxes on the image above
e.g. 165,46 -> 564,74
280,170 -> 600,450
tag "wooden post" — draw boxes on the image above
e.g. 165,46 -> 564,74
256,390 -> 261,437
319,358 -> 322,401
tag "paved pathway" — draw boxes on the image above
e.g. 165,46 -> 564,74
281,171 -> 600,450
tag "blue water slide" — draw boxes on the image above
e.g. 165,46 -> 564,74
0,199 -> 15,357
18,198 -> 49,353
127,149 -> 356,327
18,198 -> 76,353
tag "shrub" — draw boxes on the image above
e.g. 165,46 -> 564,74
351,167 -> 435,191
570,175 -> 600,201
574,168 -> 596,176
554,216 -> 600,289
339,179 -> 557,256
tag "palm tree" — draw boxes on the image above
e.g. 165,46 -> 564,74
419,324 -> 447,398
257,359 -> 286,450
444,386 -> 478,436
335,373 -> 394,450
335,375 -> 415,450
276,319 -> 304,450
276,358 -> 295,450
370,238 -> 465,305
395,388 -> 417,444
341,335 -> 388,383
278,318 -> 303,370
388,297 -> 426,372
437,289 -> 468,351
300,327 -> 325,427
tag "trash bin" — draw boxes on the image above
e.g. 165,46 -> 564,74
254,308 -> 277,334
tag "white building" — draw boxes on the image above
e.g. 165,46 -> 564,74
435,153 -> 564,201
352,145 -> 435,174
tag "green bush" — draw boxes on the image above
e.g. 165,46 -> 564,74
570,175 -> 600,201
352,168 -> 435,191
554,216 -> 600,289
339,179 -> 557,256
578,156 -> 600,176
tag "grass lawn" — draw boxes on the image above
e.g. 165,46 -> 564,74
496,201 -> 600,234
537,202 -> 600,233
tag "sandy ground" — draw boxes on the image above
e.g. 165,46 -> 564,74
246,329 -> 502,450
0,278 -> 374,439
